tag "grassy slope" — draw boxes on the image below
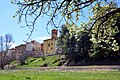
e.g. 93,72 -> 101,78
0,70 -> 120,80
11,55 -> 61,68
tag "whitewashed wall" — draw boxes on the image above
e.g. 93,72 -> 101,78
26,43 -> 35,52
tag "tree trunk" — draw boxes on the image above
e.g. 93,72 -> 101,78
0,62 -> 4,69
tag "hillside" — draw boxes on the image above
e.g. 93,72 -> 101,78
11,55 -> 65,68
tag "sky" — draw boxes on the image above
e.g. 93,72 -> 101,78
0,0 -> 120,48
0,0 -> 54,48
0,0 -> 87,48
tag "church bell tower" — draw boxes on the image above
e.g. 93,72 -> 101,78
52,29 -> 58,40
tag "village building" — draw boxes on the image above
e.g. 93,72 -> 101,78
31,40 -> 41,51
26,42 -> 35,52
15,44 -> 26,53
15,44 -> 26,59
26,40 -> 41,52
7,48 -> 15,58
7,29 -> 58,59
7,48 -> 15,54
43,29 -> 58,55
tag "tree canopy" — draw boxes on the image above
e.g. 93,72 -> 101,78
57,1 -> 120,65
11,0 -> 120,40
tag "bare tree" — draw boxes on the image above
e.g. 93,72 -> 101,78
0,34 -> 14,69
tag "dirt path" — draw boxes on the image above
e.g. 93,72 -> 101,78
14,65 -> 120,71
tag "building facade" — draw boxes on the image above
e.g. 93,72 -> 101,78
15,44 -> 26,53
26,42 -> 35,52
8,29 -> 58,59
15,44 -> 26,59
26,40 -> 42,52
43,29 -> 58,55
31,40 -> 41,52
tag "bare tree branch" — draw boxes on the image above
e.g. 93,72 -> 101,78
0,34 -> 14,69
11,0 -> 120,40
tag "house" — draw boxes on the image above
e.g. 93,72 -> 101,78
10,29 -> 58,59
15,44 -> 26,53
26,42 -> 35,52
26,40 -> 42,52
7,48 -> 15,58
43,29 -> 58,55
6,48 -> 16,62
31,40 -> 41,52
15,44 -> 26,59
7,48 -> 15,54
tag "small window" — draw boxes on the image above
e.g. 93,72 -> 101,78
51,43 -> 53,45
32,48 -> 35,51
48,43 -> 50,47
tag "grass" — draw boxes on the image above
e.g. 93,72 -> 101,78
11,55 -> 61,68
0,70 -> 120,80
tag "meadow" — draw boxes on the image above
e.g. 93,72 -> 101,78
0,70 -> 120,80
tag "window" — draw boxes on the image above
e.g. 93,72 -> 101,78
51,48 -> 53,50
48,43 -> 50,47
32,48 -> 35,51
51,43 -> 53,45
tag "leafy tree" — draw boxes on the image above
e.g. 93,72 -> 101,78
76,27 -> 91,57
88,1 -> 120,58
57,24 -> 77,65
68,26 -> 92,64
57,25 -> 70,55
11,0 -> 120,40
0,34 -> 14,69
58,24 -> 91,64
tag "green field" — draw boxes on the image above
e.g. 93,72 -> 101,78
0,70 -> 120,80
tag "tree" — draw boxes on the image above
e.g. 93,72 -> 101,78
0,34 -> 14,69
11,0 -> 120,40
57,24 -> 91,64
88,1 -> 120,58
76,27 -> 91,56
57,24 -> 70,55
57,24 -> 76,65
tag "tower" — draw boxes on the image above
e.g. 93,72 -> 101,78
52,29 -> 58,40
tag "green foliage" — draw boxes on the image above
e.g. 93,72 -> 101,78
10,60 -> 20,66
57,24 -> 70,55
11,0 -> 100,30
58,24 -> 91,62
58,4 -> 120,62
88,1 -> 120,57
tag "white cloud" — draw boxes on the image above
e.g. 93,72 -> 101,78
36,36 -> 51,43
37,36 -> 51,40
2,42 -> 17,49
10,42 -> 17,49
